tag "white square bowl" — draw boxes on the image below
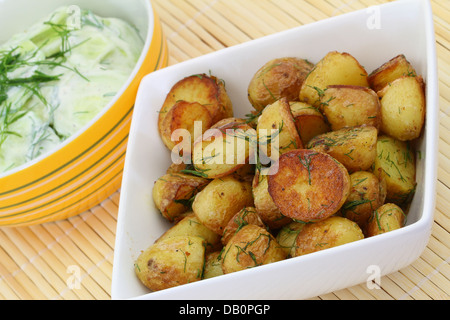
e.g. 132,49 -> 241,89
111,0 -> 438,300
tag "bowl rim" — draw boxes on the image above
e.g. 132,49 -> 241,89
0,0 -> 155,179
112,0 -> 439,300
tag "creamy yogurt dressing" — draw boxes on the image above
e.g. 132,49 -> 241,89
0,6 -> 144,173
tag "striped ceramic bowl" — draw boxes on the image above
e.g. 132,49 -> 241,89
0,0 -> 168,227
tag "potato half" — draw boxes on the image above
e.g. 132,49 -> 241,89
321,85 -> 381,131
372,135 -> 416,206
192,118 -> 257,179
256,98 -> 303,161
221,207 -> 266,245
158,73 -> 234,151
152,173 -> 210,223
248,57 -> 314,111
135,236 -> 206,291
307,126 -> 378,173
289,101 -> 330,144
192,175 -> 254,235
268,149 -> 351,223
378,76 -> 425,141
368,54 -> 417,93
221,224 -> 287,274
292,216 -> 364,257
339,171 -> 387,229
299,51 -> 369,108
365,203 -> 406,237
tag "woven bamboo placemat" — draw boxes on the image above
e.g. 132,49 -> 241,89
0,0 -> 449,300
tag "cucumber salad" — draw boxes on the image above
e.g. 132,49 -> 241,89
0,6 -> 144,173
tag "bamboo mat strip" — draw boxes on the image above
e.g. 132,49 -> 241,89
0,0 -> 449,300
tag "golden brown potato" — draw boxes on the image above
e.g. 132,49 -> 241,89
307,126 -> 378,173
135,236 -> 206,291
289,101 -> 330,144
252,167 -> 292,229
365,203 -> 406,237
152,173 -> 210,223
368,54 -> 417,93
158,73 -> 234,151
221,207 -> 266,245
221,224 -> 287,274
156,214 -> 221,252
378,76 -> 425,141
203,251 -> 224,279
256,98 -> 303,160
292,216 -> 364,257
321,85 -> 381,131
268,149 -> 351,223
192,175 -> 254,235
248,57 -> 314,111
299,51 -> 369,108
372,135 -> 416,206
276,221 -> 305,257
192,118 -> 257,179
339,171 -> 387,229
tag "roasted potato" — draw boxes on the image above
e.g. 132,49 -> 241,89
372,135 -> 416,206
378,76 -> 425,141
368,54 -> 417,93
135,235 -> 206,291
289,101 -> 330,144
268,149 -> 351,223
192,175 -> 254,235
221,207 -> 266,245
365,203 -> 406,237
158,73 -> 234,151
321,85 -> 381,131
339,171 -> 387,229
307,126 -> 378,173
292,216 -> 364,257
152,173 -> 210,223
252,167 -> 292,229
203,251 -> 224,279
248,57 -> 314,111
192,118 -> 257,179
221,224 -> 287,274
276,221 -> 305,257
256,98 -> 303,160
156,213 -> 221,252
299,51 -> 369,108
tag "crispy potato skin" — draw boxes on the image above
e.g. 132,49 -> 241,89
248,57 -> 314,111
252,168 -> 292,229
192,175 -> 254,235
299,51 -> 369,108
135,236 -> 206,291
289,101 -> 330,144
368,54 -> 417,93
268,149 -> 351,223
152,173 -> 210,223
321,85 -> 381,131
256,98 -> 303,160
221,207 -> 266,245
339,171 -> 386,229
365,203 -> 406,237
292,216 -> 364,257
158,74 -> 233,151
378,76 -> 425,141
221,224 -> 287,274
192,118 -> 257,179
307,126 -> 378,173
372,135 -> 416,206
